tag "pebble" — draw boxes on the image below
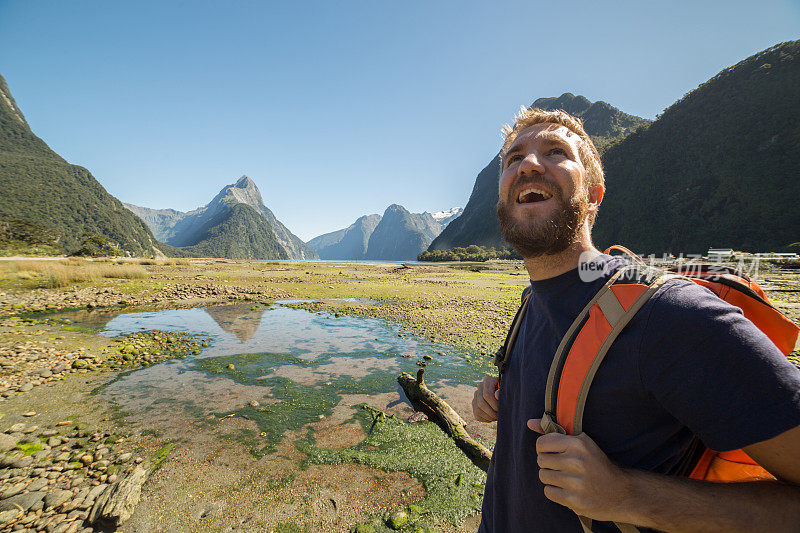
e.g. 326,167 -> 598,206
0,434 -> 18,452
56,421 -> 72,427
0,491 -> 46,512
22,411 -> 36,417
0,508 -> 23,526
54,452 -> 70,462
1,481 -> 28,498
43,490 -> 73,510
26,478 -> 49,492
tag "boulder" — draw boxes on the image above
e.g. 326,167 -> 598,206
88,465 -> 148,526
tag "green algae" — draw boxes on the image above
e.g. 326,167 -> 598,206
301,407 -> 487,530
199,352 -> 390,457
17,442 -> 43,456
152,441 -> 176,472
196,331 -> 488,458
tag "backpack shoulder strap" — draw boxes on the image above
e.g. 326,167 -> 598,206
493,286 -> 532,382
541,266 -> 678,436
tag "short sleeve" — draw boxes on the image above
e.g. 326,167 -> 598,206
638,280 -> 800,452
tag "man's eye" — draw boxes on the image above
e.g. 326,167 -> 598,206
549,148 -> 566,156
505,154 -> 522,167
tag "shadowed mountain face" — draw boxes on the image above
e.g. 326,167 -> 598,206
428,93 -> 649,251
307,214 -> 382,260
0,73 -> 166,256
307,206 -> 463,260
204,304 -> 266,342
592,40 -> 800,254
127,176 -> 318,260
365,205 -> 442,260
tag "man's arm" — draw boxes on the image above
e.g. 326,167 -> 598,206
530,419 -> 800,533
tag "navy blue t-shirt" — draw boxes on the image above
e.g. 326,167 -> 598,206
480,255 -> 800,532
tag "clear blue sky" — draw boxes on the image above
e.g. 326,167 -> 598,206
1,1 -> 797,241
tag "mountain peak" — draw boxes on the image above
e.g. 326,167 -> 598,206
385,204 -> 409,215
235,175 -> 256,188
212,176 -> 264,210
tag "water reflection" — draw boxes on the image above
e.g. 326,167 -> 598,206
80,302 -> 483,446
203,304 -> 265,342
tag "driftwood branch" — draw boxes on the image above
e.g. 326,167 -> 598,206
398,369 -> 492,471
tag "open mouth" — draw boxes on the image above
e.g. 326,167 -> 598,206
517,186 -> 554,204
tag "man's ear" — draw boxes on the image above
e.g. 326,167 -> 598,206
587,184 -> 604,213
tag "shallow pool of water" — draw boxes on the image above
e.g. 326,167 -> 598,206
81,302 -> 485,454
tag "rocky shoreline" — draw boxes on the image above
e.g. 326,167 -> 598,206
0,320 -> 207,532
0,283 -> 286,320
0,419 -> 148,532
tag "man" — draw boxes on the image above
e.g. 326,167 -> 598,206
473,108 -> 800,532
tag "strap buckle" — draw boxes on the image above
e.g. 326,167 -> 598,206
540,411 -> 567,435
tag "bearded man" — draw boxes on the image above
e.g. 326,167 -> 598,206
473,108 -> 800,532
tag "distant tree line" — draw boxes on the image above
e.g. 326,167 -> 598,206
418,245 -> 520,262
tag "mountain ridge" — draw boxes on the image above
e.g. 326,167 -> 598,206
307,214 -> 382,260
126,175 -> 317,260
0,73 -> 168,256
308,206 -> 461,260
365,204 -> 442,260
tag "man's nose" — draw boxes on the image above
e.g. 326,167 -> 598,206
518,152 -> 545,176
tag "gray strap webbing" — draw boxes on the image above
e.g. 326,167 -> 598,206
596,288 -> 626,325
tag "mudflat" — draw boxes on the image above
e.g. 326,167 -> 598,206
0,258 -> 797,532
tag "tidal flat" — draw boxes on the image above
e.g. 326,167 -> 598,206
0,258 -> 532,533
0,258 -> 797,533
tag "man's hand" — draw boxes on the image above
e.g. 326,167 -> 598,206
472,375 -> 500,422
528,418 -> 633,523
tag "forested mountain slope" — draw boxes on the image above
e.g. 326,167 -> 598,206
593,40 -> 800,253
0,73 -> 166,256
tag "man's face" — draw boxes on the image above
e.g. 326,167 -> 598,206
496,123 -> 595,258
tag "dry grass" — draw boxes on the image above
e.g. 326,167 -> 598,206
134,258 -> 190,266
0,260 -> 148,288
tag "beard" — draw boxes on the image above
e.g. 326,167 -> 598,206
496,179 -> 588,259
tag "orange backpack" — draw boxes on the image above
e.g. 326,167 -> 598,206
493,246 -> 800,532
